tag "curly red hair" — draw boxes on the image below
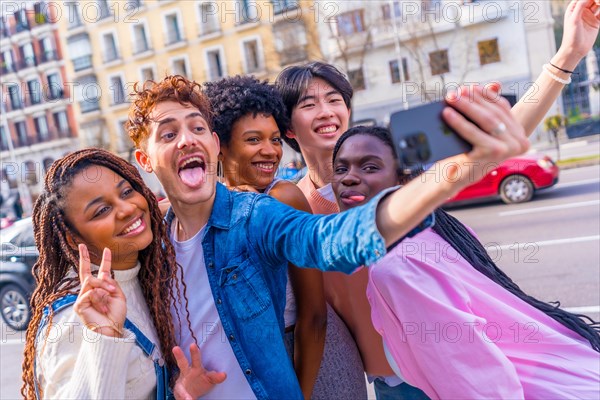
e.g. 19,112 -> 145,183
127,75 -> 213,148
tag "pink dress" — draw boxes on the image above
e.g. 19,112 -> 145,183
367,228 -> 600,399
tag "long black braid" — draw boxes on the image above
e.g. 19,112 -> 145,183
334,126 -> 600,352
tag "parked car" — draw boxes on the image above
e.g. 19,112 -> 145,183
0,217 -> 37,330
445,154 -> 559,205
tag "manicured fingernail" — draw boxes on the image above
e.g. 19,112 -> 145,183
107,284 -> 116,291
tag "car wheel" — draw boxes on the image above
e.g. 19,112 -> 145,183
500,175 -> 534,204
0,284 -> 31,331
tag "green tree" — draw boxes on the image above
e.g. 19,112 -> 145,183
544,115 -> 568,160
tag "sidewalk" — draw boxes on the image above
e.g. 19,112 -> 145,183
527,134 -> 600,169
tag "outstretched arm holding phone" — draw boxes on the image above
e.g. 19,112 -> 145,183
510,0 -> 599,135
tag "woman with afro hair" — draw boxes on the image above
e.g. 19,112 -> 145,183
202,75 -> 368,399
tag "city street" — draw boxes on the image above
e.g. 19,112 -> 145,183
1,165 -> 599,399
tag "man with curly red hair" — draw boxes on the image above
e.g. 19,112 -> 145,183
128,75 -> 529,398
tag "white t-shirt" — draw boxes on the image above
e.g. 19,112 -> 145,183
170,220 -> 256,399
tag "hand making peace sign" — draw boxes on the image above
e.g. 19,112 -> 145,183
73,244 -> 127,338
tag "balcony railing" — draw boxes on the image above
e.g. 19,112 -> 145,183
1,63 -> 16,74
57,127 -> 72,138
15,22 -> 30,33
30,92 -> 42,105
80,98 -> 100,113
47,88 -> 65,101
40,50 -> 58,63
73,55 -> 93,71
17,56 -> 37,70
16,135 -> 29,147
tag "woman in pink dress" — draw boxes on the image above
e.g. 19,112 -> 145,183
331,125 -> 600,399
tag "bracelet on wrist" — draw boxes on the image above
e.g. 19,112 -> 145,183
542,64 -> 572,85
549,61 -> 577,75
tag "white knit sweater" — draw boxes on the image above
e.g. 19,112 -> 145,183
36,262 -> 162,399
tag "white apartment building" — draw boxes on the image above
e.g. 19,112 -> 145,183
316,0 -> 557,140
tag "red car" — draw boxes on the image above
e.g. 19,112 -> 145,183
446,154 -> 559,205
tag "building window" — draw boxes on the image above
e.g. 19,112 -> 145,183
24,161 -> 38,185
478,38 -> 500,66
40,37 -> 57,62
348,68 -> 365,90
53,111 -> 70,137
66,1 -> 82,28
34,2 -> 49,24
8,85 -> 22,110
382,1 -> 401,20
47,73 -> 63,100
1,50 -> 15,73
336,9 -> 365,36
109,76 -> 126,105
27,79 -> 42,105
140,66 -> 155,82
429,49 -> 449,76
272,0 -> 299,14
34,115 -> 50,141
391,58 -> 411,81
165,13 -> 183,45
78,75 -> 101,113
198,3 -> 220,35
402,58 -> 410,81
117,120 -> 132,153
68,33 -> 92,71
133,23 -> 150,54
172,58 -> 188,77
0,126 -> 9,151
20,43 -> 37,68
102,32 -> 119,62
15,121 -> 28,147
206,49 -> 224,81
273,20 -> 308,65
0,17 -> 8,39
238,0 -> 259,24
243,39 -> 262,73
15,9 -> 29,32
97,0 -> 111,20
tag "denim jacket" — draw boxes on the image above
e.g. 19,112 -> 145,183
165,183 -> 392,399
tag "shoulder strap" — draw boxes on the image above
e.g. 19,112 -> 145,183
265,177 -> 285,195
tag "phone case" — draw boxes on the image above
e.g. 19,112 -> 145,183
389,101 -> 473,172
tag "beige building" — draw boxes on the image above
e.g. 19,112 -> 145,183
55,0 -> 322,157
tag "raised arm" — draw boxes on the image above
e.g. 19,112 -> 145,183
511,0 -> 600,136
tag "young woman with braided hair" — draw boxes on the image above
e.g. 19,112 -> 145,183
331,125 -> 600,399
21,148 -> 225,399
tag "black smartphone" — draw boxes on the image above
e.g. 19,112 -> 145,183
389,101 -> 473,173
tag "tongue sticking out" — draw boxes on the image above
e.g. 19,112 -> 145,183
348,195 -> 366,202
179,167 -> 205,187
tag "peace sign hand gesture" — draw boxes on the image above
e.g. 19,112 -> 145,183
73,244 -> 127,338
172,344 -> 227,400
